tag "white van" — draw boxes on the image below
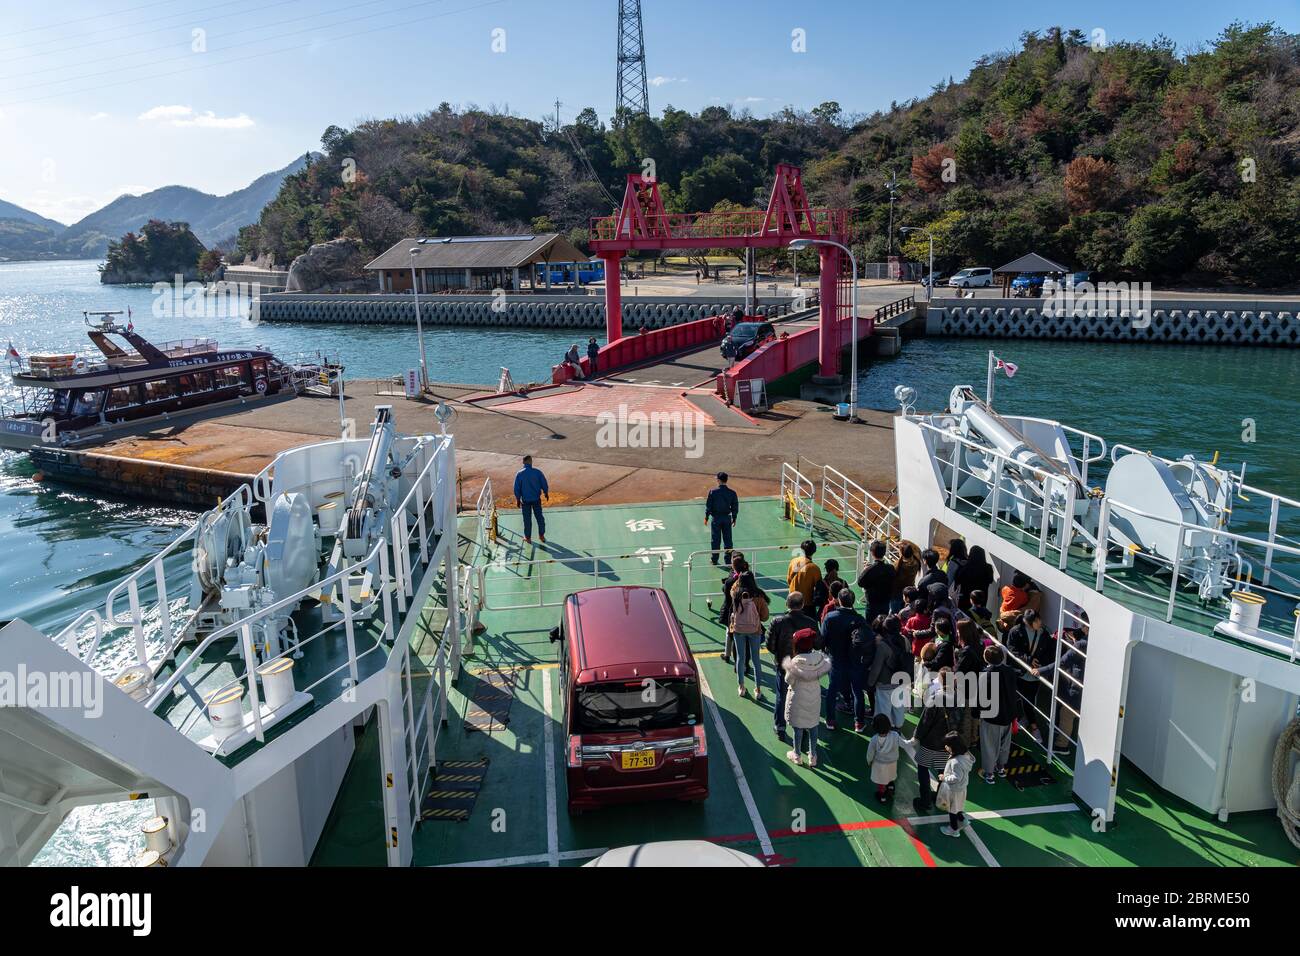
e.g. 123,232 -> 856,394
947,267 -> 993,289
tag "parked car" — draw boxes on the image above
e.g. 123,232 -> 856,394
947,267 -> 993,289
1011,270 -> 1092,297
721,321 -> 776,360
552,586 -> 708,815
583,841 -> 764,867
920,273 -> 947,289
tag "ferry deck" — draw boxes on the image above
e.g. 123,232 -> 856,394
310,496 -> 1298,868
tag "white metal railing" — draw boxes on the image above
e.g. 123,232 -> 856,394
781,462 -> 816,531
978,603 -> 1089,771
53,463 -> 275,673
477,551 -> 669,610
148,438 -> 449,750
1094,496 -> 1300,659
818,464 -> 899,547
468,477 -> 494,566
683,540 -> 865,612
1111,443 -> 1300,590
914,417 -> 1300,659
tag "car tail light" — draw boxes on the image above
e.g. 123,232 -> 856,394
693,725 -> 707,757
567,735 -> 582,768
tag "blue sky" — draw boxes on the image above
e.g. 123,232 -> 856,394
0,0 -> 1295,224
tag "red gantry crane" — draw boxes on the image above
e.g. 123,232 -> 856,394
588,163 -> 856,378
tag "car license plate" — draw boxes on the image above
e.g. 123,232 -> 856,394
621,750 -> 656,770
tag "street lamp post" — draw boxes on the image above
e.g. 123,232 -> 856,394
900,226 -> 935,302
408,247 -> 429,389
788,237 -> 859,420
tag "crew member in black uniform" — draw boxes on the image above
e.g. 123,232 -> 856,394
705,471 -> 740,566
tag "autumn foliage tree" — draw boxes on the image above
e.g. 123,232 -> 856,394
911,144 -> 956,193
1063,156 -> 1119,212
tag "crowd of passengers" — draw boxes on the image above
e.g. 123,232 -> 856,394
717,538 -> 1089,837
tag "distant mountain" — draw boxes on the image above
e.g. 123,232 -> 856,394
0,153 -> 315,262
61,153 -> 315,256
0,199 -> 65,232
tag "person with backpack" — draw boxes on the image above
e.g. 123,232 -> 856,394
820,588 -> 872,732
766,592 -> 818,743
718,553 -> 747,664
729,573 -> 769,701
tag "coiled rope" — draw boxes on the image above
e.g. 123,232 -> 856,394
1273,716 -> 1300,850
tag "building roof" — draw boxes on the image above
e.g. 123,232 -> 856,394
994,252 -> 1071,275
365,234 -> 588,271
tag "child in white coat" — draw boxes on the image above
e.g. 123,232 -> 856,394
783,628 -> 831,767
865,713 -> 901,802
939,731 -> 976,836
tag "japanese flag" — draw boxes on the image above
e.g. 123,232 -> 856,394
995,357 -> 1018,378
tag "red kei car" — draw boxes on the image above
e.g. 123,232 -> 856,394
551,586 -> 709,815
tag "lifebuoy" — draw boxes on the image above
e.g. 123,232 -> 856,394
255,377 -> 268,394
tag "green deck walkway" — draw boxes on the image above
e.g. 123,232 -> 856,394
311,497 -> 1299,868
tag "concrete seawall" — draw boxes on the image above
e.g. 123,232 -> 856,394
254,292 -> 799,329
927,297 -> 1299,346
30,447 -> 249,510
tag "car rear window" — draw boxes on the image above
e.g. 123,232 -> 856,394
573,679 -> 702,733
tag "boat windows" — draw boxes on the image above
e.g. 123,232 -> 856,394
190,372 -> 214,394
143,379 -> 179,403
105,386 -> 136,411
215,366 -> 245,389
71,390 -> 101,416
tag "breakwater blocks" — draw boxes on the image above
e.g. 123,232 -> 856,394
928,297 -> 1298,345
255,293 -> 798,329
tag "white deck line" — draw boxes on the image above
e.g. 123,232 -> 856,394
697,665 -> 774,857
965,824 -> 1000,867
906,802 -> 1080,827
542,668 -> 559,867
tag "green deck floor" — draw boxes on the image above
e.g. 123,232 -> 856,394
310,497 -> 1299,868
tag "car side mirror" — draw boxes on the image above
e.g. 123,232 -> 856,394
549,625 -> 562,643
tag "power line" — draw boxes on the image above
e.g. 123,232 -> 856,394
0,0 -> 277,60
0,0 -> 512,110
0,0 -> 189,41
0,0 -> 401,92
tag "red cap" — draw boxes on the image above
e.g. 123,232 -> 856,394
793,628 -> 817,653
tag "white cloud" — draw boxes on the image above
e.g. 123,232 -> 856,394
649,76 -> 687,87
89,112 -> 110,121
137,105 -> 254,129
741,97 -> 766,103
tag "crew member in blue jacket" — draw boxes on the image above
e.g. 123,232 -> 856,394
513,455 -> 550,544
705,471 -> 739,566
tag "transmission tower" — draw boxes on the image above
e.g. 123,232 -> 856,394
615,0 -> 649,122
